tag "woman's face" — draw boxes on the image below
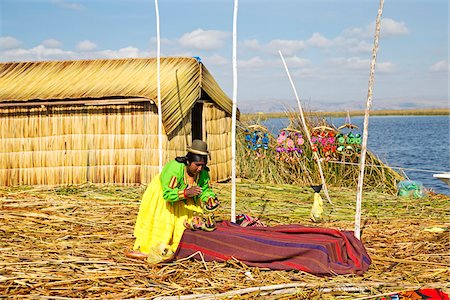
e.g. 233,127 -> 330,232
187,160 -> 206,176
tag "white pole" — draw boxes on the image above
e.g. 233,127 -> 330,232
231,0 -> 239,223
155,0 -> 163,172
355,0 -> 384,240
279,51 -> 332,205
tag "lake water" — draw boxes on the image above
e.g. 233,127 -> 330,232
262,115 -> 450,195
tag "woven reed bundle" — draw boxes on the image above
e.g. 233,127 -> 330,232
0,101 -> 233,185
1,104 -> 153,184
237,113 -> 403,193
0,57 -> 236,186
203,103 -> 232,181
0,57 -> 234,136
1,184 -> 448,299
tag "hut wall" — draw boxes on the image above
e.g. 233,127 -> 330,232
0,102 -> 191,186
203,102 -> 231,182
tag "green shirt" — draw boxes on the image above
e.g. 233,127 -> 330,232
160,160 -> 216,203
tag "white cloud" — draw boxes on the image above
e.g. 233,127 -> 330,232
329,56 -> 370,70
150,37 -> 173,46
284,56 -> 310,68
94,46 -> 143,59
42,39 -> 62,48
0,36 -> 21,49
0,45 -> 74,62
263,32 -> 367,56
76,40 -> 97,51
378,18 -> 409,37
349,40 -> 373,54
207,54 -> 228,66
307,33 -> 332,48
241,39 -> 263,52
267,39 -> 306,56
329,56 -> 395,74
332,37 -> 372,54
0,45 -> 153,62
377,61 -> 395,73
343,27 -> 367,39
179,29 -> 229,51
292,67 -> 320,79
344,18 -> 409,39
238,56 -> 264,69
51,0 -> 85,10
429,60 -> 449,72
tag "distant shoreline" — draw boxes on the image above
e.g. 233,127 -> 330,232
241,108 -> 450,120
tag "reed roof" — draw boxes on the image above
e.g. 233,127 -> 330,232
0,57 -> 235,135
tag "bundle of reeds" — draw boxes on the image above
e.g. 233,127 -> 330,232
0,57 -> 235,186
237,112 -> 403,194
204,102 -> 233,182
1,184 -> 448,298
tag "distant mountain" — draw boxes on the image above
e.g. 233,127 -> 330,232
238,98 -> 449,113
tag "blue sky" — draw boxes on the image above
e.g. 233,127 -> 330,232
0,0 -> 448,112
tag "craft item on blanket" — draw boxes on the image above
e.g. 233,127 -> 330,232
310,185 -> 324,222
379,288 -> 449,300
236,213 -> 265,227
311,126 -> 338,161
202,196 -> 220,212
172,221 -> 372,276
245,124 -> 269,159
184,215 -> 216,232
276,126 -> 304,162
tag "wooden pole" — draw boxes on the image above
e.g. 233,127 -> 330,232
355,0 -> 384,239
231,0 -> 239,223
278,51 -> 332,205
155,0 -> 163,172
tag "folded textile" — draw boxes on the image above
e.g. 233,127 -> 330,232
172,221 -> 371,276
381,288 -> 449,300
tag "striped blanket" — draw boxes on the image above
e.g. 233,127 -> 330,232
173,221 -> 371,276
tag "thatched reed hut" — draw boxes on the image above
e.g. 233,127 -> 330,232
0,57 -> 236,186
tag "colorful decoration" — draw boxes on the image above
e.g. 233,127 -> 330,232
244,124 -> 269,159
306,112 -> 363,160
275,128 -> 304,161
236,213 -> 265,227
376,288 -> 449,300
311,126 -> 338,161
335,132 -> 362,156
334,111 -> 362,157
242,115 -> 364,163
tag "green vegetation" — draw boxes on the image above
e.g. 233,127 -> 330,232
241,108 -> 450,121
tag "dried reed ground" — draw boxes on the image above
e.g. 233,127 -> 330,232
1,183 -> 448,299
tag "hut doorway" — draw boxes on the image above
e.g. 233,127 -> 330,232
191,102 -> 203,141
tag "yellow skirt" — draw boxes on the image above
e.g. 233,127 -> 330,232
133,174 -> 203,262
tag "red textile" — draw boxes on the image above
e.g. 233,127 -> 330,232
172,221 -> 371,276
397,289 -> 449,299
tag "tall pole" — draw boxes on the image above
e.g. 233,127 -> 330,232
279,51 -> 332,205
231,0 -> 239,223
355,0 -> 384,239
155,0 -> 163,172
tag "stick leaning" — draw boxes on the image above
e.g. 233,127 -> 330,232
278,51 -> 332,205
355,0 -> 384,239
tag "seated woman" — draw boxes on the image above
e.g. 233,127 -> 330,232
129,140 -> 220,262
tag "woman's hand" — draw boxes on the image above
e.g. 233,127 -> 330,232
184,186 -> 202,198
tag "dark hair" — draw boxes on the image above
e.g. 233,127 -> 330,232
175,152 -> 208,165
